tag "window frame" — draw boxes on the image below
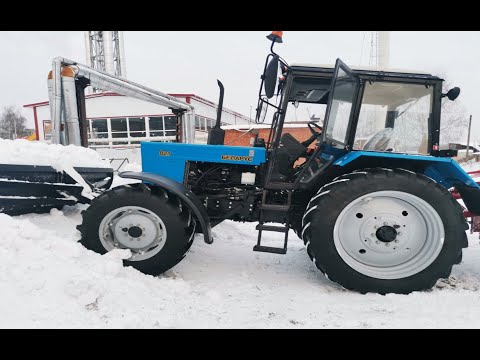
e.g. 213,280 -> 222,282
322,59 -> 361,148
351,78 -> 440,155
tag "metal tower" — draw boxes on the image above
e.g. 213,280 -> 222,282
84,31 -> 127,91
369,31 -> 379,67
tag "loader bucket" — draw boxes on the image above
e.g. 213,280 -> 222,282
0,164 -> 113,216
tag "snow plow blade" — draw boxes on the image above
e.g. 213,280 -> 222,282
0,164 -> 113,215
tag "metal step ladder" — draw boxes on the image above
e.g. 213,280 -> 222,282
253,189 -> 292,255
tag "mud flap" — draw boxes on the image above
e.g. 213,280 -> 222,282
456,184 -> 480,215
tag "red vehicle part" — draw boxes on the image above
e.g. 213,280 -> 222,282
451,169 -> 480,233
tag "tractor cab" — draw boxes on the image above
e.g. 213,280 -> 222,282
255,32 -> 459,192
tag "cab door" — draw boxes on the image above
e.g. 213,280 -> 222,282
322,59 -> 361,149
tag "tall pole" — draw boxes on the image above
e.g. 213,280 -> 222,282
378,31 -> 390,68
118,31 -> 127,78
466,114 -> 472,158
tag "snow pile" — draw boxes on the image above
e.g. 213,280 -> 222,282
2,206 -> 480,328
0,139 -> 111,170
0,210 -> 196,328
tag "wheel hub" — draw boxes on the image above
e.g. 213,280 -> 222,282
127,226 -> 143,238
376,225 -> 397,243
360,216 -> 405,254
99,206 -> 167,261
333,190 -> 445,280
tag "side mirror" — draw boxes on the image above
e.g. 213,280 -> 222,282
444,87 -> 461,101
264,55 -> 279,99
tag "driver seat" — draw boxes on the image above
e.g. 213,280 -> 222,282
270,133 -> 307,182
362,127 -> 394,152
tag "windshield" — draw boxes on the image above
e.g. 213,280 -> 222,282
283,76 -> 330,124
354,81 -> 433,154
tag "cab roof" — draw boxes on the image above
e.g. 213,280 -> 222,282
289,63 -> 443,81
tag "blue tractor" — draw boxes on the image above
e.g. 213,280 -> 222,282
78,32 -> 479,294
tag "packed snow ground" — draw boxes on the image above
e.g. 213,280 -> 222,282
2,203 -> 480,328
2,144 -> 480,328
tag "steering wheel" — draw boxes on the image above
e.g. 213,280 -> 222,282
307,121 -> 323,137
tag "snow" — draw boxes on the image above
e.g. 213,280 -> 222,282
1,203 -> 480,328
94,147 -> 141,171
1,143 -> 480,328
0,139 -> 111,170
109,162 -> 142,189
0,139 -> 112,198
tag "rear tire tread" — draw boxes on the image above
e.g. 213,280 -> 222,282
301,168 -> 467,294
77,184 -> 196,276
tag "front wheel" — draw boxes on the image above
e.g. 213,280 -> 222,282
77,184 -> 196,276
301,168 -> 468,294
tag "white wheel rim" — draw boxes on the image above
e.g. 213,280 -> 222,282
99,206 -> 167,262
333,191 -> 445,280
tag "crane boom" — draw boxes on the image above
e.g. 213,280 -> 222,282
48,57 -> 195,146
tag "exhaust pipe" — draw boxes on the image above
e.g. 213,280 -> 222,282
207,80 -> 225,145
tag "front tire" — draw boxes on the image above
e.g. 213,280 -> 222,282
301,168 -> 468,294
77,184 -> 196,276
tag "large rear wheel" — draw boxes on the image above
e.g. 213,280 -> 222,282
301,168 -> 468,294
77,184 -> 196,276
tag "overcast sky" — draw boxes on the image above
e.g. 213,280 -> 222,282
1,31 -> 479,140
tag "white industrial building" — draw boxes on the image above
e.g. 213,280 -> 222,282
24,92 -> 251,148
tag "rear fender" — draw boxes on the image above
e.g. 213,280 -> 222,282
334,151 -> 480,213
119,171 -> 213,244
